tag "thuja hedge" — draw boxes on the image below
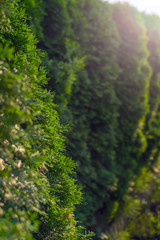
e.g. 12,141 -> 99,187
33,0 -> 159,233
0,1 -> 92,239
9,0 -> 160,239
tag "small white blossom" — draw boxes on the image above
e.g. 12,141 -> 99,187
0,158 -> 5,171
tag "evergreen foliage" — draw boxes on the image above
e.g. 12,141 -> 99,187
0,1 -> 93,239
67,0 -> 120,227
33,0 -> 84,113
103,10 -> 160,240
25,0 -> 160,237
105,157 -> 160,240
112,2 -> 151,197
1,0 -> 160,239
141,13 -> 160,169
0,42 -> 42,240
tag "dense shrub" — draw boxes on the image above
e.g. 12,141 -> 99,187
0,1 -> 92,239
2,0 -> 160,239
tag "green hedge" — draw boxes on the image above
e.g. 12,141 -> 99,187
0,1 -> 93,239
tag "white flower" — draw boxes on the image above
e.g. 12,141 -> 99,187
0,158 -> 5,171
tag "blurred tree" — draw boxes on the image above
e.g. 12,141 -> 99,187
112,3 -> 151,198
141,13 -> 160,168
66,0 -> 120,228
